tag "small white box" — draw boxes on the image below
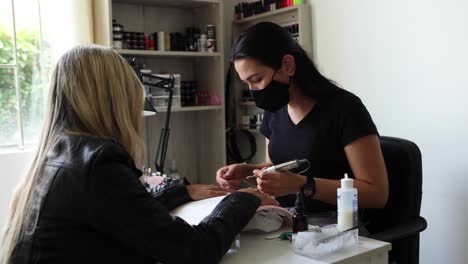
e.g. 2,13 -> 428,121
151,95 -> 181,108
149,74 -> 181,97
147,74 -> 181,108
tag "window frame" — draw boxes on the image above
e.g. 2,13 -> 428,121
0,0 -> 45,151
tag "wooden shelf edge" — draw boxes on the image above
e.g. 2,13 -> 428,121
233,5 -> 303,25
114,49 -> 222,57
154,105 -> 222,112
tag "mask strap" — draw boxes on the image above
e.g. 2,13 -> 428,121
270,69 -> 279,83
270,69 -> 291,86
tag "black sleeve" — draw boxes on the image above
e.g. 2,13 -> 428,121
338,95 -> 379,147
87,143 -> 261,264
259,110 -> 271,139
149,179 -> 194,211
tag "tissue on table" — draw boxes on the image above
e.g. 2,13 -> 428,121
242,205 -> 292,232
292,224 -> 358,258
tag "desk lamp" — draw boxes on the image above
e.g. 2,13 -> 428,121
127,58 -> 175,174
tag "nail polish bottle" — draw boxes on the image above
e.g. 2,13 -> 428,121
293,192 -> 308,233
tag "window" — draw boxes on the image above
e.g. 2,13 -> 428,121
0,0 -> 50,150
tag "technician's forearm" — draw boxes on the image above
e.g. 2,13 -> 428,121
313,178 -> 387,208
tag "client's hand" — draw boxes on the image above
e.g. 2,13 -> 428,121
238,188 -> 279,206
186,184 -> 232,201
216,163 -> 249,190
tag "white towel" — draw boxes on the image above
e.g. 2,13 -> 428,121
170,196 -> 292,233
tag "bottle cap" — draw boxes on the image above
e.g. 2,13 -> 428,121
341,173 -> 354,189
295,192 -> 305,213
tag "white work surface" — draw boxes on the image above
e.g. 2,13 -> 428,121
221,228 -> 391,264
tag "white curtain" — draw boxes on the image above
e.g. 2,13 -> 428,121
39,0 -> 94,64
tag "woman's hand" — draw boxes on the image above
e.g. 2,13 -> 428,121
186,184 -> 232,201
216,163 -> 250,190
237,188 -> 279,206
254,169 -> 307,197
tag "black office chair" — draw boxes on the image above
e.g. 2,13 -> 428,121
364,136 -> 427,264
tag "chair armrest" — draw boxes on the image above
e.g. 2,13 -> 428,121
369,216 -> 427,242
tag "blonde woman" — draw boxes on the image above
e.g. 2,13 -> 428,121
0,45 -> 274,264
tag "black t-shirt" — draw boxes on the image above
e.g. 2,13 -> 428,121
260,87 -> 378,212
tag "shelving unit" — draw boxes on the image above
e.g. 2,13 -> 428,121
155,105 -> 222,112
234,5 -> 300,24
233,4 -> 312,55
93,0 -> 225,184
115,49 -> 223,58
238,101 -> 256,107
231,3 -> 312,164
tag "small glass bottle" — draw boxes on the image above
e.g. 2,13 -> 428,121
293,192 -> 308,233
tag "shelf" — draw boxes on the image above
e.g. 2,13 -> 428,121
112,0 -> 220,8
99,0 -> 227,184
153,105 -> 222,113
238,126 -> 261,134
114,49 -> 222,58
233,5 -> 301,25
239,101 -> 256,106
247,128 -> 261,134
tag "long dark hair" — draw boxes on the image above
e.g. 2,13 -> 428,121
231,22 -> 337,100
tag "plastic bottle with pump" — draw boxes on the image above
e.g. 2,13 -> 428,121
337,173 -> 358,232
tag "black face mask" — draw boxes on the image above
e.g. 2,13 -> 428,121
250,72 -> 290,112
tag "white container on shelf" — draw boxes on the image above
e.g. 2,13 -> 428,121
199,34 -> 207,52
151,95 -> 181,108
158,31 -> 165,51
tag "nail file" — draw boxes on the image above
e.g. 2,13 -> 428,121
245,159 -> 309,180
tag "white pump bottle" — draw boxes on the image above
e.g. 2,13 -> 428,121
337,173 -> 358,231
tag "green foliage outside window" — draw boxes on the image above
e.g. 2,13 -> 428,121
0,26 -> 50,145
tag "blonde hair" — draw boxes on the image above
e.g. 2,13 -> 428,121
0,44 -> 145,263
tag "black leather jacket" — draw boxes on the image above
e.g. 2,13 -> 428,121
12,134 -> 260,264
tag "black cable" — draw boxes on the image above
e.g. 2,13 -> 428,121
225,63 -> 257,163
225,63 -> 234,128
226,127 -> 257,163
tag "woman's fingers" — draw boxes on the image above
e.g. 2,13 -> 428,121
257,186 -> 274,196
207,185 -> 232,192
207,190 -> 231,197
188,185 -> 233,200
256,174 -> 275,186
253,170 -> 277,180
216,167 -> 229,178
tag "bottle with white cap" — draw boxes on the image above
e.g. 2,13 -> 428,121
337,173 -> 358,232
169,160 -> 181,180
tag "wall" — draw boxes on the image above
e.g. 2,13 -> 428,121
308,0 -> 468,263
0,151 -> 34,229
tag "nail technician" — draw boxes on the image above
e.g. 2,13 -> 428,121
217,22 -> 389,215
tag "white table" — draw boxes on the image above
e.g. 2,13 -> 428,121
221,228 -> 391,264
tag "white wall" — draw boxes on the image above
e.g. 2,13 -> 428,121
0,151 -> 34,229
308,0 -> 468,263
